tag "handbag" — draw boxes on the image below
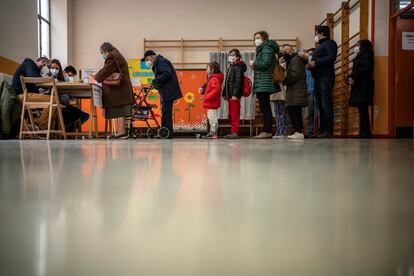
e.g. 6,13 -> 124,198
103,58 -> 122,86
272,61 -> 285,83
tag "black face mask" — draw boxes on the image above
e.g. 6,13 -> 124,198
283,53 -> 292,62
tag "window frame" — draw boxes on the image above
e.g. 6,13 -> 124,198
37,0 -> 51,58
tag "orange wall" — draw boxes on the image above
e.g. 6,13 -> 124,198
373,56 -> 389,136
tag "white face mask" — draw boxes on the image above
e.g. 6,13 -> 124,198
145,60 -> 153,68
228,56 -> 237,63
50,68 -> 59,77
40,66 -> 50,77
255,39 -> 263,47
314,35 -> 320,43
102,53 -> 108,60
354,46 -> 360,54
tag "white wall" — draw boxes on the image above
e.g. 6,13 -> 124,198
51,0 -> 69,66
69,0 -> 325,69
0,0 -> 38,62
316,0 -> 388,56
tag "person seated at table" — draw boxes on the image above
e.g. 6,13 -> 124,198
64,65 -> 77,81
51,59 -> 89,132
50,59 -> 65,82
12,57 -> 54,130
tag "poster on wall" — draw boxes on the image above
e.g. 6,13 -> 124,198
174,70 -> 207,133
402,32 -> 414,50
128,59 -> 208,133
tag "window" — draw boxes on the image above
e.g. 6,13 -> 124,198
37,0 -> 50,58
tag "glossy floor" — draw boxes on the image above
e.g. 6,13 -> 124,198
0,139 -> 413,276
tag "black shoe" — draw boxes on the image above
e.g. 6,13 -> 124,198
316,132 -> 333,139
357,133 -> 372,139
305,134 -> 315,139
110,133 -> 129,140
202,133 -> 218,139
224,133 -> 239,139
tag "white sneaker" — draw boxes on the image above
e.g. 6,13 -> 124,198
272,135 -> 286,139
288,132 -> 304,139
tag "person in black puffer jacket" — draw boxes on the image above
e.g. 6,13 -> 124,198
347,39 -> 374,138
223,48 -> 246,139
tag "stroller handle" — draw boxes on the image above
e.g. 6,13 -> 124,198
142,82 -> 155,92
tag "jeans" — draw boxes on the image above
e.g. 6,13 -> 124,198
256,93 -> 272,133
162,100 -> 174,138
314,76 -> 334,135
358,105 -> 372,136
207,109 -> 219,134
306,94 -> 319,136
286,106 -> 304,133
273,100 -> 289,136
228,100 -> 240,134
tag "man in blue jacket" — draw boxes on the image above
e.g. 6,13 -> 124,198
142,50 -> 182,139
12,57 -> 53,130
12,57 -> 50,94
307,26 -> 338,138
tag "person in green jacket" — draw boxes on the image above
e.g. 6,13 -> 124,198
250,31 -> 281,139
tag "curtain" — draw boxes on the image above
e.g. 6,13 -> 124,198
209,51 -> 256,120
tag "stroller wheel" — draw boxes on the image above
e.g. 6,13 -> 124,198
131,128 -> 140,139
158,127 -> 170,139
147,128 -> 157,139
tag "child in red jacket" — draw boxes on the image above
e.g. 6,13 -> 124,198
199,62 -> 224,139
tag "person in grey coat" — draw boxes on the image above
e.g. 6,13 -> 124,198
281,45 -> 308,139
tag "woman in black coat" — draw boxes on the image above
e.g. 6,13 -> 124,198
348,39 -> 374,138
281,46 -> 308,139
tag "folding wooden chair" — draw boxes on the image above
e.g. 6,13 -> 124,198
19,76 -> 67,140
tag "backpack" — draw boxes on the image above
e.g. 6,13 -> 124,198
242,76 -> 252,97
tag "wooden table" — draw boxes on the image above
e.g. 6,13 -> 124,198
41,82 -> 99,139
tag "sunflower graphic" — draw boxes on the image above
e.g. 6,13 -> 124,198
184,92 -> 196,123
184,92 -> 195,103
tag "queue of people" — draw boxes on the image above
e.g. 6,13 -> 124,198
7,25 -> 374,140
198,28 -> 375,139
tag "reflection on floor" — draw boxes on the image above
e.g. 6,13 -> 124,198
0,139 -> 413,276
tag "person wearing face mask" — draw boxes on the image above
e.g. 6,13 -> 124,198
93,42 -> 135,139
200,62 -> 224,139
50,59 -> 65,82
12,57 -> 59,130
250,31 -> 281,139
64,65 -> 77,82
281,45 -> 308,139
12,57 -> 50,94
307,25 -> 338,138
347,39 -> 374,138
270,52 -> 290,139
223,49 -> 246,139
50,59 -> 90,132
305,48 -> 318,138
141,50 -> 182,139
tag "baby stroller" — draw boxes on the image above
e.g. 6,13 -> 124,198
126,85 -> 170,139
